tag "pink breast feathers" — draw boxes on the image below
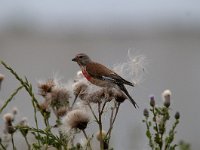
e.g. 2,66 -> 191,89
82,69 -> 92,81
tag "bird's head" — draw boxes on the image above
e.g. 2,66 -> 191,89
72,53 -> 92,66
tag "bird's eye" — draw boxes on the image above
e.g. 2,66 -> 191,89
79,56 -> 83,58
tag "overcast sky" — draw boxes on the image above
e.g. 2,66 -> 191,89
0,0 -> 200,30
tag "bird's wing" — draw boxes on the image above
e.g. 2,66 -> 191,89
86,62 -> 134,86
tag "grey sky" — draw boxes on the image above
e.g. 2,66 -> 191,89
0,0 -> 200,29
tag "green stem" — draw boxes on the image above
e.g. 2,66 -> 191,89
164,119 -> 179,150
152,107 -> 159,134
0,86 -> 23,114
24,136 -> 31,150
152,107 -> 161,149
160,108 -> 169,149
82,129 -> 92,150
31,100 -> 40,146
145,117 -> 154,149
0,142 -> 6,150
1,61 -> 41,147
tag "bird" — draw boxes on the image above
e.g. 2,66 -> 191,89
72,53 -> 138,108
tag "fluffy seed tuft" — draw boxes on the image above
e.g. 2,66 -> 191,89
3,113 -> 14,123
38,79 -> 55,97
49,86 -> 70,108
162,89 -> 172,108
62,109 -> 90,130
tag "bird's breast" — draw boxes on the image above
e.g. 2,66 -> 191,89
82,69 -> 92,81
90,78 -> 114,87
81,67 -> 115,87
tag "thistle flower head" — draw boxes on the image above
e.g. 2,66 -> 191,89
143,108 -> 149,118
149,95 -> 155,107
162,89 -> 172,108
62,109 -> 90,130
3,113 -> 14,124
49,86 -> 70,108
175,112 -> 180,120
38,79 -> 55,97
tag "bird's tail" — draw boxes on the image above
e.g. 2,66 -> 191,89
118,84 -> 139,108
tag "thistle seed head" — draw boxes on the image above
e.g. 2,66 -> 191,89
50,86 -> 70,108
3,113 -> 14,124
62,109 -> 90,130
162,89 -> 172,108
38,79 -> 55,97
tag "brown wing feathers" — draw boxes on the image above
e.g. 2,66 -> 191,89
86,62 -> 134,86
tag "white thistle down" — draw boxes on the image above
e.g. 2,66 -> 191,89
113,50 -> 147,85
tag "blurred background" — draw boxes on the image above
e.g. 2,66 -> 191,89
0,0 -> 200,149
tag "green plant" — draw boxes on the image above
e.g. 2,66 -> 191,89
143,91 -> 182,150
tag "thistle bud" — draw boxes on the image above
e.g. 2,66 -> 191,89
12,107 -> 18,116
143,108 -> 149,118
175,112 -> 180,120
96,130 -> 107,141
0,73 -> 4,82
0,73 -> 5,89
149,95 -> 155,107
162,89 -> 172,108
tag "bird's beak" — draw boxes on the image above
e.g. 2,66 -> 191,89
72,57 -> 77,62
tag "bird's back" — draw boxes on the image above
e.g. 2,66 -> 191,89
86,62 -> 134,86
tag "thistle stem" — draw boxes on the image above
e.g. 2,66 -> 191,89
87,102 -> 99,123
98,103 -> 104,150
0,143 -> 6,150
106,102 -> 120,144
0,86 -> 23,114
24,136 -> 31,150
82,129 -> 92,150
11,134 -> 16,150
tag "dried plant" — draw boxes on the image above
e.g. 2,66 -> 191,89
0,60 -> 190,150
